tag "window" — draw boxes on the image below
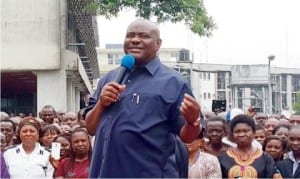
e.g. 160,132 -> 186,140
204,93 -> 207,100
292,93 -> 297,104
282,93 -> 287,108
292,76 -> 300,92
237,89 -> 243,109
203,73 -> 206,80
281,75 -> 287,91
208,93 -> 211,99
207,73 -> 210,80
217,91 -> 226,100
217,72 -> 226,89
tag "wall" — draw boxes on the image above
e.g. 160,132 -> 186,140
1,0 -> 61,70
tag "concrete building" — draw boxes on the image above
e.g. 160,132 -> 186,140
1,0 -> 99,116
97,45 -> 300,115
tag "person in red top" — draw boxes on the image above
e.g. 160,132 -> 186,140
55,128 -> 91,178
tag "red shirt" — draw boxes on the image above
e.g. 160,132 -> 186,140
55,157 -> 90,178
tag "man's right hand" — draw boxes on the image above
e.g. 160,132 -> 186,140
99,82 -> 126,107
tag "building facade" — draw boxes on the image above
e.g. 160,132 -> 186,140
1,0 -> 99,116
97,45 -> 300,115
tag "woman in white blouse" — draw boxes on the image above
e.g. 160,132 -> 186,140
3,117 -> 54,178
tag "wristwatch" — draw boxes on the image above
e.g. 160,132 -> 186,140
187,118 -> 201,127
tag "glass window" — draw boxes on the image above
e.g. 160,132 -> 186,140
218,91 -> 226,100
292,76 -> 300,92
204,93 -> 207,100
217,72 -> 226,89
282,93 -> 287,108
281,75 -> 287,91
237,88 -> 243,109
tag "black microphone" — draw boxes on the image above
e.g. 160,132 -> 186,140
114,54 -> 135,84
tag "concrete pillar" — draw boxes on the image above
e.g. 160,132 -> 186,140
66,78 -> 74,112
36,70 -> 67,112
244,88 -> 251,110
75,87 -> 80,112
262,87 -> 267,113
287,75 -> 292,110
225,72 -> 231,110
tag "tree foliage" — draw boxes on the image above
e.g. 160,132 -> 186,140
85,0 -> 215,37
293,91 -> 300,112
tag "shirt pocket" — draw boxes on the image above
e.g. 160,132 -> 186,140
123,92 -> 176,126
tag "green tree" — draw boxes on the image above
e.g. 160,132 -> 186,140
293,91 -> 300,112
86,0 -> 215,37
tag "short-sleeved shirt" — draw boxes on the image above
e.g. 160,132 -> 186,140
55,158 -> 90,178
86,58 -> 193,178
3,143 -> 54,178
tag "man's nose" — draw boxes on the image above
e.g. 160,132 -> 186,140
131,36 -> 141,43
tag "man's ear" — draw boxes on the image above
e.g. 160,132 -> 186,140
157,39 -> 162,47
156,38 -> 162,49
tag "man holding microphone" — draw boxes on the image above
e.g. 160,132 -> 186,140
85,19 -> 201,178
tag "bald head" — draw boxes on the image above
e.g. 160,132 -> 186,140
124,19 -> 162,65
127,19 -> 161,38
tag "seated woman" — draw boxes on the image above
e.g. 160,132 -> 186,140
55,128 -> 92,178
186,130 -> 222,178
3,117 -> 54,178
263,135 -> 287,164
218,114 -> 275,178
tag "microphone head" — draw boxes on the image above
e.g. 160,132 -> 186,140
121,54 -> 135,70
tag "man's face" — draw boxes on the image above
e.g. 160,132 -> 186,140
61,113 -> 77,127
255,113 -> 267,126
40,108 -> 55,124
289,115 -> 300,126
254,129 -> 266,145
288,128 -> 300,155
264,118 -> 279,137
0,121 -> 14,143
124,21 -> 161,65
206,121 -> 225,144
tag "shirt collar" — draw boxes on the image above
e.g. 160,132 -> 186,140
19,142 -> 41,155
288,151 -> 300,163
142,57 -> 160,76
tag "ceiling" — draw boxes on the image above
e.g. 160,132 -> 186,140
1,72 -> 37,95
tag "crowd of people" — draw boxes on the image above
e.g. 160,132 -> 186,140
189,109 -> 300,178
1,106 -> 300,178
0,106 -> 91,178
1,18 -> 300,178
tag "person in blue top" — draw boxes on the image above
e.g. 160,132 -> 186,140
84,19 -> 201,178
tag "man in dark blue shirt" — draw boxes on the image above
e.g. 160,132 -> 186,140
85,19 -> 201,178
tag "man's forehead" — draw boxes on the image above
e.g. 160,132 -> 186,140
290,115 -> 300,120
265,118 -> 278,124
0,121 -> 13,127
42,108 -> 55,113
127,21 -> 159,35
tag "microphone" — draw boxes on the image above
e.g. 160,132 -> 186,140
114,54 -> 135,84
